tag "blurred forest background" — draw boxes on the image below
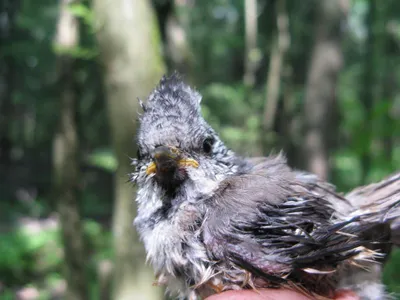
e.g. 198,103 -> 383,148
0,0 -> 399,299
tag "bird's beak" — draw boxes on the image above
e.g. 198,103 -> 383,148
146,145 -> 199,175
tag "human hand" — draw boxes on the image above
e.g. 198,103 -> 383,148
205,289 -> 359,300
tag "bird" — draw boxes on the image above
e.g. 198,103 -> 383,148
132,73 -> 400,300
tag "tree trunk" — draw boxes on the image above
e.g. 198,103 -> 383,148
360,0 -> 376,183
243,0 -> 258,87
382,10 -> 396,162
280,66 -> 300,168
93,0 -> 166,299
159,0 -> 192,77
52,1 -> 87,299
302,0 -> 349,180
262,0 -> 290,150
0,0 -> 19,164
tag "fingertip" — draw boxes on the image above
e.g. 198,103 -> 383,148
205,289 -> 312,300
334,290 -> 360,300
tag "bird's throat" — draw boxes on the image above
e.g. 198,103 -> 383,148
156,167 -> 188,197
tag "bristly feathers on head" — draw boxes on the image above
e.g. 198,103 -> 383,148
130,72 -> 209,184
130,72 -> 242,188
137,72 -> 202,115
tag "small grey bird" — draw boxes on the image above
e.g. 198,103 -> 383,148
132,74 -> 400,300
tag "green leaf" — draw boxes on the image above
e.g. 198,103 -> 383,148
87,148 -> 117,172
53,44 -> 98,59
67,3 -> 94,26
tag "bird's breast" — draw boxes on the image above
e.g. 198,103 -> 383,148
137,201 -> 210,290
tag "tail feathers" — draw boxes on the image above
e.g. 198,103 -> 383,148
346,172 -> 400,246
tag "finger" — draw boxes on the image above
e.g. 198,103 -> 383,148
334,290 -> 360,300
205,289 -> 312,300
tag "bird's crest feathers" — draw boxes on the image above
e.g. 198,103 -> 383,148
146,72 -> 202,112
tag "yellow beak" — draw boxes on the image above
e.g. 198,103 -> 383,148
146,158 -> 199,175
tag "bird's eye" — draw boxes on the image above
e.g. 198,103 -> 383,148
202,137 -> 215,154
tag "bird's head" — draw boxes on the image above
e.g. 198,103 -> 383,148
132,73 -> 240,201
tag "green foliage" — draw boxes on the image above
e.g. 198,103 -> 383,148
333,150 -> 363,190
0,219 -> 112,299
86,148 -> 117,172
68,2 -> 94,28
84,220 -> 113,260
201,82 -> 264,155
0,228 -> 60,285
384,249 -> 400,297
52,44 -> 98,59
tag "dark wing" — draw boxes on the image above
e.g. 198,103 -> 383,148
345,172 -> 400,246
345,172 -> 400,209
202,155 -> 388,294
